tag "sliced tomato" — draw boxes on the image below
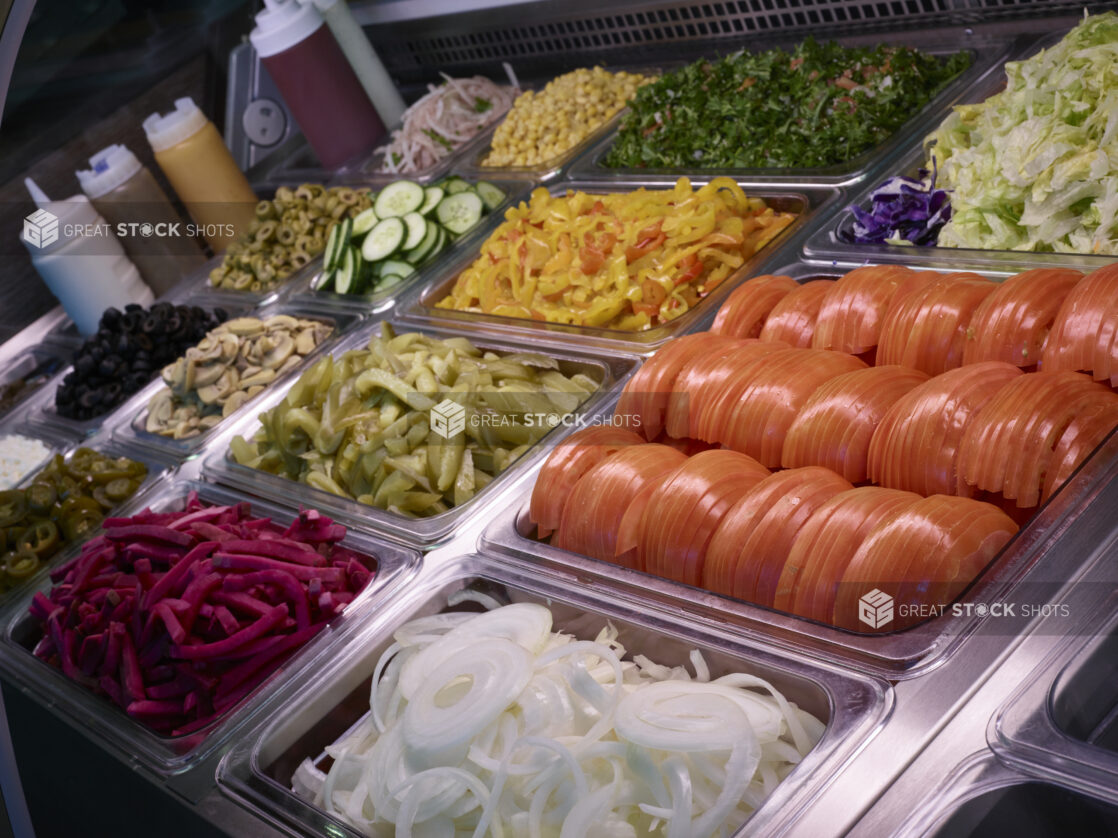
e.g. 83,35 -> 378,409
759,279 -> 833,348
555,443 -> 687,566
835,495 -> 1018,630
1004,375 -> 1115,508
876,272 -> 997,374
529,425 -> 645,536
689,342 -> 790,443
657,337 -> 755,440
703,466 -> 853,604
961,268 -> 1083,367
1093,306 -> 1118,386
781,365 -> 930,482
1043,263 -> 1118,375
646,431 -> 717,456
637,450 -> 770,587
811,264 -> 915,355
867,361 -> 1023,496
775,486 -> 919,622
1104,315 -> 1118,387
958,370 -> 1110,506
615,333 -> 741,441
720,348 -> 869,467
1042,401 -> 1118,502
710,275 -> 799,339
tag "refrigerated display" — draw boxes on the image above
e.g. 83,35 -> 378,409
0,2 -> 1114,836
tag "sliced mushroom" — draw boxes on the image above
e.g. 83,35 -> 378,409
197,369 -> 237,405
224,317 -> 266,338
264,314 -> 299,332
190,361 -> 226,389
162,358 -> 187,388
218,332 -> 241,362
239,368 -> 277,389
222,390 -> 250,417
146,390 -> 175,432
261,333 -> 296,369
186,334 -> 224,363
294,327 -> 319,355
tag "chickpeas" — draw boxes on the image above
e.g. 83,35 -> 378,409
483,67 -> 655,168
209,184 -> 374,293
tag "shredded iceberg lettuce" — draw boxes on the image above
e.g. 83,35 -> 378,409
926,12 -> 1118,254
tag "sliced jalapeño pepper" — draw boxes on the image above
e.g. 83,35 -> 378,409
0,490 -> 27,527
18,519 -> 59,558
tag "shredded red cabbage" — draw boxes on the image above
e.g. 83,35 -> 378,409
841,160 -> 952,246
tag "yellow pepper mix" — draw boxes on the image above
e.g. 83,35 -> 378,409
434,178 -> 797,331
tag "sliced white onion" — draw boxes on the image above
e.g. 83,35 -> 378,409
398,604 -> 552,699
615,682 -> 756,753
303,603 -> 824,837
403,638 -> 533,764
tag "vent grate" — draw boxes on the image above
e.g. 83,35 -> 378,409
367,0 -> 1088,80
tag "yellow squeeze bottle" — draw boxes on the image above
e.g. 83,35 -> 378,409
143,98 -> 257,252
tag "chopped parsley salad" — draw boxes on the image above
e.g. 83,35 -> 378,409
604,38 -> 971,170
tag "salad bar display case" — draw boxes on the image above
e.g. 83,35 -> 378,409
0,1 -> 1115,836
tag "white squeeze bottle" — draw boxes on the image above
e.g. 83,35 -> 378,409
298,0 -> 406,127
21,178 -> 153,337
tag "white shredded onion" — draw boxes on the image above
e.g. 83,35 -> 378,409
376,74 -> 520,174
303,604 -> 824,836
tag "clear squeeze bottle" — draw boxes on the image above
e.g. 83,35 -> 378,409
21,178 -> 153,337
76,144 -> 206,296
143,97 -> 258,252
298,0 -> 406,128
250,0 -> 387,168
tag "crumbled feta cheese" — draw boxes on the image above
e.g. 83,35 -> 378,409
0,434 -> 52,489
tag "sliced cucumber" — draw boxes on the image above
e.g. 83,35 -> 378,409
324,217 -> 351,273
376,272 -> 407,292
374,180 -> 425,218
403,220 -> 438,263
323,225 -> 343,273
443,177 -> 471,195
436,191 -> 485,235
475,181 -> 506,211
418,186 -> 444,216
335,247 -> 360,295
424,227 -> 448,263
352,207 -> 379,237
379,259 -> 416,280
362,217 -> 406,261
402,212 -> 428,251
312,268 -> 335,292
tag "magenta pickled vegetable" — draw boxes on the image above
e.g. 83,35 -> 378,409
30,492 -> 375,737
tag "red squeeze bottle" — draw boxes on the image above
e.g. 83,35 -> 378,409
250,0 -> 386,168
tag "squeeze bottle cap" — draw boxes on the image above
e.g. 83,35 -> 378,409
142,97 -> 209,153
23,178 -> 102,253
75,144 -> 143,199
250,0 -> 324,58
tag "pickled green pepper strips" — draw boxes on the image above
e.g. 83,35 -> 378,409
0,447 -> 148,593
605,38 -> 971,170
232,324 -> 601,517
